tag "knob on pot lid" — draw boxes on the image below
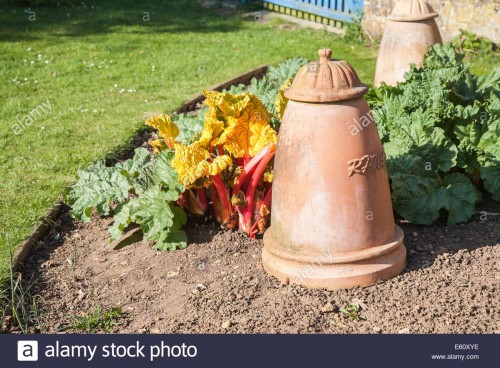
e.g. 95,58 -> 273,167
284,49 -> 368,103
388,0 -> 438,22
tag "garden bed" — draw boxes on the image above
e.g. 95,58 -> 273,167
17,196 -> 499,334
10,49 -> 500,334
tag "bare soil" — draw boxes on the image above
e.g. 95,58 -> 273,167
16,197 -> 500,334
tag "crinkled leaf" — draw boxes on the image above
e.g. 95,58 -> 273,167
116,148 -> 154,194
247,77 -> 279,114
267,57 -> 308,86
274,78 -> 292,121
171,142 -> 232,187
384,124 -> 457,172
476,67 -> 500,98
154,206 -> 188,250
64,162 -> 130,222
205,91 -> 277,158
108,201 -> 135,240
442,173 -> 481,224
481,165 -> 500,200
369,44 -> 499,226
173,113 -> 205,145
391,174 -> 446,225
194,105 -> 225,148
130,186 -> 180,240
455,141 -> 481,175
390,171 -> 480,225
477,99 -> 500,159
145,114 -> 179,149
155,229 -> 188,251
153,149 -> 184,192
116,148 -> 151,177
224,83 -> 247,95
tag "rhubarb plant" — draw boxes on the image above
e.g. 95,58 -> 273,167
148,90 -> 279,236
64,58 -> 305,248
367,44 -> 500,225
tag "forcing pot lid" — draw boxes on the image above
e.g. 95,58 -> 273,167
284,49 -> 368,103
388,0 -> 439,22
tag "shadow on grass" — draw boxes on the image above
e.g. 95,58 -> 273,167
0,0 -> 247,41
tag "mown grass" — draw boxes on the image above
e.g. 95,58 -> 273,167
0,0 -> 497,274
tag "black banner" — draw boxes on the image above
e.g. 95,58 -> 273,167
3,334 -> 497,367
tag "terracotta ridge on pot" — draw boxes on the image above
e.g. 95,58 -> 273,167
284,49 -> 368,103
262,49 -> 407,290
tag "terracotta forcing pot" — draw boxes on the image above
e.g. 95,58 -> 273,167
374,0 -> 443,86
262,49 -> 407,290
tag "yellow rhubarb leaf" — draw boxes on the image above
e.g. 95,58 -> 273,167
209,93 -> 276,158
274,78 -> 293,120
145,114 -> 179,149
204,90 -> 251,118
249,124 -> 277,157
196,107 -> 225,148
148,139 -> 168,154
171,142 -> 232,187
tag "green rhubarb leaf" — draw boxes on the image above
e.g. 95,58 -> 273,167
442,173 -> 481,224
390,173 -> 446,225
108,201 -> 135,240
477,108 -> 500,159
370,94 -> 406,142
174,113 -> 205,145
476,67 -> 500,98
267,57 -> 308,86
224,84 -> 247,95
114,147 -> 158,195
390,171 -> 480,225
384,124 -> 457,173
154,207 -> 188,251
154,229 -> 188,251
456,140 -> 482,175
386,154 -> 435,178
116,147 -> 151,178
140,201 -> 187,251
153,149 -> 184,192
481,166 -> 500,200
130,186 -> 180,241
64,161 -> 130,222
247,76 -> 280,114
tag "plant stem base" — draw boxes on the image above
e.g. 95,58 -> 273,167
262,227 -> 407,290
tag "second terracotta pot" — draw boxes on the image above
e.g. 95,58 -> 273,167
374,0 -> 443,86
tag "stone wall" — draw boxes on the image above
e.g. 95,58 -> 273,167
362,0 -> 500,44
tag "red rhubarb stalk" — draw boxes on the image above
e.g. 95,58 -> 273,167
242,144 -> 276,232
263,186 -> 272,210
233,145 -> 271,195
197,188 -> 208,212
211,175 -> 230,211
210,174 -> 232,224
209,184 -> 221,222
186,189 -> 205,216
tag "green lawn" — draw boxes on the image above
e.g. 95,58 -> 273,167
0,0 -> 497,269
